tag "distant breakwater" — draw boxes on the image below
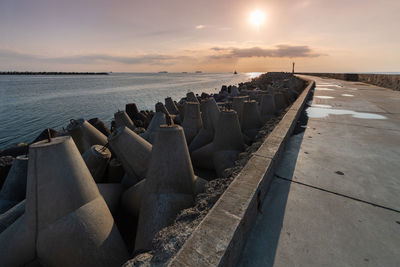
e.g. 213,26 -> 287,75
0,71 -> 109,75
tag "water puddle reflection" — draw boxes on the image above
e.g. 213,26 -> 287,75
315,87 -> 335,91
312,104 -> 332,108
306,107 -> 386,120
318,84 -> 342,87
315,96 -> 335,99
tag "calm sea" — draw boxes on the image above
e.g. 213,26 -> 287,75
0,72 -> 260,150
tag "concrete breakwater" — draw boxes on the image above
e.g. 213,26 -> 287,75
298,72 -> 400,91
0,72 -> 306,266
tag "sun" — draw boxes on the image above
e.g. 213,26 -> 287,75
249,10 -> 266,28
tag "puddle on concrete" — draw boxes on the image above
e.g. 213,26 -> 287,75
315,96 -> 335,99
341,94 -> 354,97
318,84 -> 342,87
306,107 -> 387,120
315,87 -> 335,91
312,104 -> 332,108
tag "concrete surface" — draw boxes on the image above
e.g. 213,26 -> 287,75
238,76 -> 400,267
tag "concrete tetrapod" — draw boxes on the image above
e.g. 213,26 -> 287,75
134,125 -> 196,252
97,183 -> 122,216
139,112 -> 166,144
1,184 -> 123,235
282,87 -> 299,102
212,110 -> 245,176
229,85 -> 239,97
186,92 -> 199,103
121,173 -> 141,189
182,102 -> 203,145
155,102 -> 170,115
32,128 -> 59,143
109,126 -> 152,180
126,103 -> 149,126
82,145 -> 111,183
200,97 -> 220,132
165,97 -> 179,115
0,136 -> 129,267
241,100 -> 263,141
232,96 -> 249,124
189,98 -> 220,152
260,93 -> 276,121
191,110 -> 245,177
249,93 -> 263,103
115,110 -> 136,131
0,156 -> 14,188
66,118 -> 108,154
0,155 -> 28,214
88,118 -> 111,137
125,103 -> 140,120
0,200 -> 25,234
274,92 -> 288,111
156,102 -> 177,124
122,176 -> 207,219
280,88 -> 293,106
106,158 -> 125,183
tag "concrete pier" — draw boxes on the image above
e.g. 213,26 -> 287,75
238,76 -> 400,267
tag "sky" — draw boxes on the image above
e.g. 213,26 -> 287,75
0,0 -> 399,73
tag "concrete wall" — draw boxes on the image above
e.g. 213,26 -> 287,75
299,73 -> 400,91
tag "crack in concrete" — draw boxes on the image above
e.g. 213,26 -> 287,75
274,174 -> 400,213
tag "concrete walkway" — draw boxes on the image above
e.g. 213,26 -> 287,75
238,76 -> 400,267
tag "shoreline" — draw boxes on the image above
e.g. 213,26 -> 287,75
0,71 -> 109,75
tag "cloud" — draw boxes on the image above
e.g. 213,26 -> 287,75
0,49 -> 190,66
0,44 -> 325,69
209,45 -> 324,59
195,25 -> 205,29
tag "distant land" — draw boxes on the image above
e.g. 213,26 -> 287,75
0,71 -> 109,75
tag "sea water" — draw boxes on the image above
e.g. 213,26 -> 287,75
0,72 -> 256,149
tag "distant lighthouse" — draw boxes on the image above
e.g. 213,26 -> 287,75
292,62 -> 295,74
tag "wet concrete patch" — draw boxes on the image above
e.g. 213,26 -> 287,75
315,87 -> 335,91
311,104 -> 332,108
306,107 -> 387,120
315,96 -> 335,99
318,84 -> 343,88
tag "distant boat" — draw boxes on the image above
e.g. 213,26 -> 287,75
234,70 -> 238,74
158,71 -> 168,73
195,71 -> 202,73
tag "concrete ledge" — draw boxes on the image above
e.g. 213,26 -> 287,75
168,79 -> 315,267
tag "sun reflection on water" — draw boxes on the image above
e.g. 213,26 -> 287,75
247,72 -> 263,79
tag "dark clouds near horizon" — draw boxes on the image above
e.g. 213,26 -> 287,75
0,44 -> 323,66
209,45 -> 323,59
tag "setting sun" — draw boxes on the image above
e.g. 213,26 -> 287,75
249,9 -> 266,28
